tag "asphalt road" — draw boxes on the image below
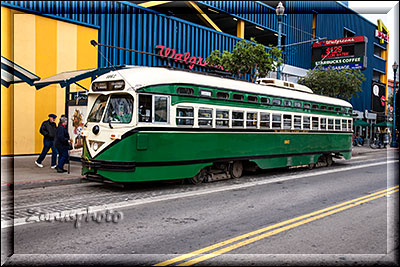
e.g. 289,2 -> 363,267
1,150 -> 398,266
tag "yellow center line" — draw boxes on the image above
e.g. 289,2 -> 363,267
153,185 -> 398,266
178,188 -> 398,266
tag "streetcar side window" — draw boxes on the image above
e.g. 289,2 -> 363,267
177,87 -> 194,95
311,104 -> 319,110
320,118 -> 327,130
328,118 -> 334,130
303,116 -> 311,129
348,120 -> 352,131
342,119 -> 347,131
248,95 -> 258,103
260,97 -> 270,105
233,94 -> 244,101
260,112 -> 270,128
272,114 -> 282,129
216,110 -> 229,127
294,115 -> 301,129
246,112 -> 257,128
312,117 -> 319,130
304,103 -> 311,109
217,92 -> 229,99
138,95 -> 152,122
283,114 -> 292,129
272,99 -> 282,106
294,102 -> 302,108
176,107 -> 194,126
328,106 -> 334,111
198,108 -> 213,127
320,105 -> 327,111
232,111 -> 244,127
154,96 -> 168,123
335,119 -> 341,131
283,100 -> 292,107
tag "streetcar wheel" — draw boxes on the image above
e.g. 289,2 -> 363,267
326,155 -> 333,166
188,169 -> 207,185
308,163 -> 315,170
230,161 -> 243,179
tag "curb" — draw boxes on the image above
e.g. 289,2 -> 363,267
1,176 -> 88,191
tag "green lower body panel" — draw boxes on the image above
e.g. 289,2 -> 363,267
82,131 -> 352,182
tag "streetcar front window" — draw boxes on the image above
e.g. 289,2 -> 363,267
103,94 -> 134,123
87,95 -> 109,122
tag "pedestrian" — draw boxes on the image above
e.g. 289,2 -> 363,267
35,114 -> 58,168
54,116 -> 72,173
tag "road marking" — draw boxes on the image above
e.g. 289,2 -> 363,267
1,160 -> 396,229
154,186 -> 399,266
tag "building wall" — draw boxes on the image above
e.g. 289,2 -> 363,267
1,6 -> 97,156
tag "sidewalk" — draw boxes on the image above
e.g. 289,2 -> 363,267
1,146 -> 397,191
1,155 -> 86,191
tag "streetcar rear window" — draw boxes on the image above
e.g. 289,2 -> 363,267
103,94 -> 134,124
87,95 -> 109,122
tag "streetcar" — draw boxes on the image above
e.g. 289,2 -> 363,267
81,66 -> 353,184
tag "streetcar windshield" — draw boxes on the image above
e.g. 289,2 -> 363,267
87,95 -> 108,122
103,95 -> 134,123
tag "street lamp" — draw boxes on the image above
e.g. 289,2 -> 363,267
275,1 -> 284,80
391,61 -> 398,147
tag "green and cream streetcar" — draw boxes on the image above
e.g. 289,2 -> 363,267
81,66 -> 353,184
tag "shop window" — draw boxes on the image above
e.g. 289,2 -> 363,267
272,114 -> 282,129
272,99 -> 282,106
294,115 -> 301,129
216,109 -> 229,127
294,102 -> 302,108
232,111 -> 244,127
283,114 -> 292,129
246,112 -> 257,128
217,92 -> 229,99
312,117 -> 319,130
320,118 -> 327,130
283,100 -> 292,107
328,118 -> 334,130
261,97 -> 270,105
198,108 -> 213,127
303,116 -> 311,129
374,45 -> 383,57
176,107 -> 194,126
233,94 -> 244,101
260,112 -> 270,128
177,87 -> 194,95
248,95 -> 258,103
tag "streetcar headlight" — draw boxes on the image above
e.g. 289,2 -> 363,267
89,141 -> 105,152
93,142 -> 99,151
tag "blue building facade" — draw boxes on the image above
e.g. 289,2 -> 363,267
2,1 -> 388,115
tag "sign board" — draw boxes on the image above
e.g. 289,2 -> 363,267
371,82 -> 386,113
68,105 -> 87,158
312,36 -> 367,70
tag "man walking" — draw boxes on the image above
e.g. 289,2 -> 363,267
35,114 -> 58,168
54,116 -> 71,173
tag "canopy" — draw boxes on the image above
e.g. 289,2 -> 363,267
1,56 -> 40,88
353,120 -> 370,127
373,121 -> 393,128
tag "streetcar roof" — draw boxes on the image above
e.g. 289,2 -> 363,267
92,66 -> 353,108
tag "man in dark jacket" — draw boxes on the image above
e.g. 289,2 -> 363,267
54,116 -> 71,173
35,114 -> 58,168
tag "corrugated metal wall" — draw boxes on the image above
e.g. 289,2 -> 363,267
3,1 -> 243,70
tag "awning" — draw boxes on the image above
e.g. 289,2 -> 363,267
34,65 -> 126,90
1,56 -> 40,88
353,120 -> 370,127
373,121 -> 393,128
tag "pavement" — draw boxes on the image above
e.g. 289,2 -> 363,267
1,145 -> 397,191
